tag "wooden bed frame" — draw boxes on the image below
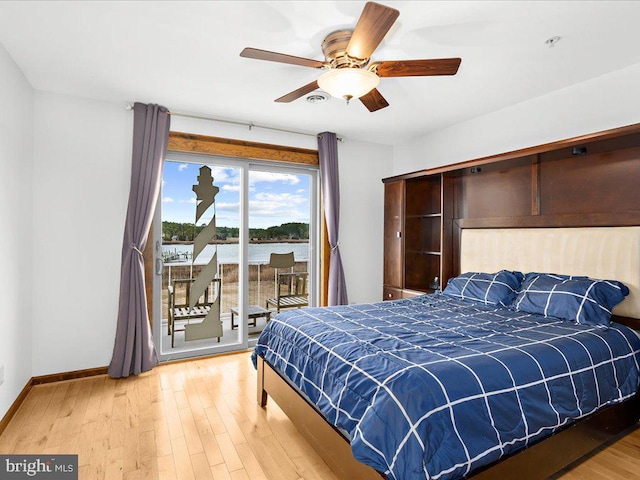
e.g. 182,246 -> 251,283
257,124 -> 640,480
257,344 -> 640,480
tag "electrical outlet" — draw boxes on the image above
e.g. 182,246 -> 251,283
0,365 -> 4,386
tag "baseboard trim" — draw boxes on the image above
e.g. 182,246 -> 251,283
0,366 -> 109,436
32,366 -> 109,385
0,378 -> 34,437
0,352 -> 250,436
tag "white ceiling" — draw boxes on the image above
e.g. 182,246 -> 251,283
1,1 -> 639,146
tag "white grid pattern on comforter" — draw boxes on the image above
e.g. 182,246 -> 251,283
254,295 -> 640,480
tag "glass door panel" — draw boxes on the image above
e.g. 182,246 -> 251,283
152,154 -> 319,360
247,166 -> 317,342
155,158 -> 244,360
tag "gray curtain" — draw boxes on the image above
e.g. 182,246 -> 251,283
318,132 -> 348,306
108,103 -> 170,378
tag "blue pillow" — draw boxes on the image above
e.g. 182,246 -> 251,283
442,270 -> 524,306
511,273 -> 629,327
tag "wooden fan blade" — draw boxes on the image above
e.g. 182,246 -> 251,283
275,81 -> 320,103
376,58 -> 462,77
346,2 -> 399,60
359,88 -> 389,112
240,48 -> 325,69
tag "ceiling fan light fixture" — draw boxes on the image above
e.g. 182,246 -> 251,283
317,68 -> 379,101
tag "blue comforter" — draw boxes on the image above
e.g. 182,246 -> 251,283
253,295 -> 640,480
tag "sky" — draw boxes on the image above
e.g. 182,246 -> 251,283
161,161 -> 311,229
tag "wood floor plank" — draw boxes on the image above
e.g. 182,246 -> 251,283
2,385 -> 53,453
123,426 -> 141,473
214,432 -> 244,472
123,470 -> 142,480
136,375 -> 155,433
30,383 -> 70,450
105,446 -> 124,480
199,431 -> 224,467
157,454 -> 178,480
83,376 -> 107,424
229,469 -> 250,480
169,434 -> 195,480
139,429 -> 157,461
210,462 -> 231,480
243,433 -> 301,480
162,388 -> 185,440
190,451 -> 214,480
213,397 -> 247,446
234,442 -> 268,480
153,405 -> 173,458
204,405 -> 227,435
1,351 -> 638,480
125,381 -> 140,430
174,390 -> 190,411
177,404 -> 204,456
63,378 -> 94,444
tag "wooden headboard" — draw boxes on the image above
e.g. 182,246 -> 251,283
460,227 -> 640,320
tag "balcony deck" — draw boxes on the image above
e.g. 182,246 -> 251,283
161,260 -> 308,351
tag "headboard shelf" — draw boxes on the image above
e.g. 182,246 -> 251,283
456,211 -> 640,229
382,123 -> 640,317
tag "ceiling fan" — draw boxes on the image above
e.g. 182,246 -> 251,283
240,2 -> 461,112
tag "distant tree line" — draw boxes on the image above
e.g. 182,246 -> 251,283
163,221 -> 309,242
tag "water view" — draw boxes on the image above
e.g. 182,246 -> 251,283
163,242 -> 309,265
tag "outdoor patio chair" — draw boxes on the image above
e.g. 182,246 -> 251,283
266,252 -> 308,313
167,277 -> 222,347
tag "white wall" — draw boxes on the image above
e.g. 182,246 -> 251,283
0,43 -> 33,418
32,92 -> 133,376
338,139 -> 393,304
27,99 -> 391,376
393,63 -> 640,174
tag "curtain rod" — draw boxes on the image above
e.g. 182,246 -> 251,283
124,104 -> 342,142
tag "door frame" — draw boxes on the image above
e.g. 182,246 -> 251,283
151,151 -> 319,361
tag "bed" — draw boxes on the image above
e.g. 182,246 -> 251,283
253,227 -> 640,480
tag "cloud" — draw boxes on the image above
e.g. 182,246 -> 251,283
162,197 -> 174,203
178,163 -> 189,172
210,166 -> 237,183
216,202 -> 240,212
249,207 -> 304,218
253,192 -> 306,205
210,195 -> 308,221
222,184 -> 240,192
250,171 -> 301,186
247,192 -> 309,220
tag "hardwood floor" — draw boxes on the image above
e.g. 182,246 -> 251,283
0,351 -> 638,480
554,426 -> 640,480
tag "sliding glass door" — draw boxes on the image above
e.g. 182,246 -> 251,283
247,166 -> 317,340
152,152 -> 318,361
